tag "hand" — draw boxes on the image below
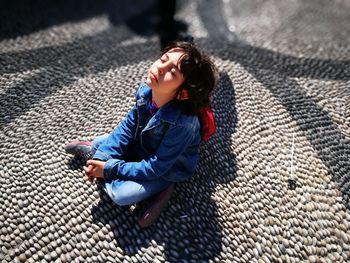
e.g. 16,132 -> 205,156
83,160 -> 106,182
83,164 -> 94,183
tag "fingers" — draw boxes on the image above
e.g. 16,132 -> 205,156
83,168 -> 95,183
83,174 -> 95,183
87,160 -> 99,166
83,164 -> 95,177
83,164 -> 96,183
83,160 -> 104,182
84,164 -> 94,173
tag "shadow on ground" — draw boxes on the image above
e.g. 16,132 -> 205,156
210,41 -> 350,209
0,33 -> 159,129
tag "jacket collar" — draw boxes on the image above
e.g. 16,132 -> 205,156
136,84 -> 182,125
157,100 -> 182,125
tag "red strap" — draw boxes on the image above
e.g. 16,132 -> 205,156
198,106 -> 216,141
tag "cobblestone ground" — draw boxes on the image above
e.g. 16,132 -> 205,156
1,0 -> 350,262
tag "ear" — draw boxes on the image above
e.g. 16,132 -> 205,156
177,89 -> 189,100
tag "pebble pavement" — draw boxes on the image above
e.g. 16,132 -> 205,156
0,0 -> 350,262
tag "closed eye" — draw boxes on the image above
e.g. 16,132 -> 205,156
160,54 -> 168,62
160,53 -> 182,76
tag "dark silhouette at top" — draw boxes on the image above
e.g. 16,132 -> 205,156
0,0 -> 159,40
0,0 -> 189,48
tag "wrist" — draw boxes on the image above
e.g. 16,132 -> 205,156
103,159 -> 118,180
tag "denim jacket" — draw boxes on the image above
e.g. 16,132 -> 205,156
93,83 -> 201,182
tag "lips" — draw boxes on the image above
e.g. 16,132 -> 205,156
150,72 -> 158,82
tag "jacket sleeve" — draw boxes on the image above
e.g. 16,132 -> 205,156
103,125 -> 195,180
93,105 -> 138,161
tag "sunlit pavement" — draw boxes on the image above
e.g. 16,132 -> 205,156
0,0 -> 350,262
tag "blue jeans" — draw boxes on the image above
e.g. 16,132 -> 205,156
92,134 -> 171,206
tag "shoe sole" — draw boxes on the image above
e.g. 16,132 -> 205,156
137,184 -> 174,228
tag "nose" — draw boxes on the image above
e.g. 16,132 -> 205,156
157,65 -> 165,75
157,66 -> 163,75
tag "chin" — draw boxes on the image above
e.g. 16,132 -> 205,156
146,79 -> 154,89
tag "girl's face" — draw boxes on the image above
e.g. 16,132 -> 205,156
146,48 -> 185,98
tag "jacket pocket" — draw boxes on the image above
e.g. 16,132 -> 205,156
141,122 -> 169,153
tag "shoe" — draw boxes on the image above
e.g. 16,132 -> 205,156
137,184 -> 175,228
64,140 -> 92,160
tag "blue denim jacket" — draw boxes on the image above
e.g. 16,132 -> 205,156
93,83 -> 201,182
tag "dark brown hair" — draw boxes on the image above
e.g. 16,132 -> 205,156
162,41 -> 218,115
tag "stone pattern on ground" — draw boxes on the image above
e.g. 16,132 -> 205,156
1,0 -> 350,262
